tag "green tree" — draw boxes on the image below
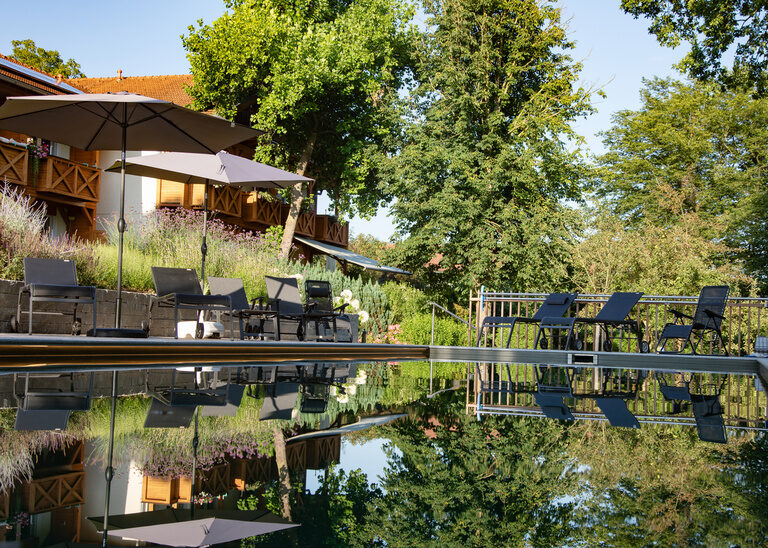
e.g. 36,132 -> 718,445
183,0 -> 415,257
385,0 -> 593,299
621,0 -> 768,94
362,414 -> 580,547
594,78 -> 768,290
10,39 -> 84,78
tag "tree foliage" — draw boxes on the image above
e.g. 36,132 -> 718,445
10,39 -> 84,78
621,0 -> 768,94
593,78 -> 768,291
183,0 -> 416,254
385,0 -> 593,298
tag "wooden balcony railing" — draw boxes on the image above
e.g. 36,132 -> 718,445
22,471 -> 85,514
316,215 -> 349,246
0,142 -> 29,186
305,435 -> 341,469
243,193 -> 283,227
295,211 -> 316,238
209,186 -> 242,218
232,457 -> 277,490
34,156 -> 99,203
286,440 -> 307,471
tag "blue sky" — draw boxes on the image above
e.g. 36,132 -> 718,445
3,1 -> 686,240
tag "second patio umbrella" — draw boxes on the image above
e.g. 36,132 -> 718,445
0,92 -> 262,328
106,150 -> 312,281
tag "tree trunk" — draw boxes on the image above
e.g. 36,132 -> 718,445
272,427 -> 292,520
279,132 -> 317,258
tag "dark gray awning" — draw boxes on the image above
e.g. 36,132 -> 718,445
295,236 -> 410,275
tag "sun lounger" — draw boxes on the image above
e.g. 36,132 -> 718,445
207,277 -> 279,340
14,372 -> 94,431
534,366 -> 575,420
574,292 -> 648,352
656,285 -> 729,354
594,397 -> 640,428
147,267 -> 234,339
14,258 -> 97,335
304,280 -> 350,342
476,292 -> 578,348
691,394 -> 727,443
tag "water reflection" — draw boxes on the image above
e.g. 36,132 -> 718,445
0,362 -> 766,546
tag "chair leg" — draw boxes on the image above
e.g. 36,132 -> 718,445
28,296 -> 33,335
174,305 -> 179,339
92,297 -> 97,334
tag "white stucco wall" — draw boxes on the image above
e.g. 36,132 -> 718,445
96,150 -> 159,225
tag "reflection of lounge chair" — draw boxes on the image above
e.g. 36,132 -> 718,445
476,293 -> 578,348
14,372 -> 94,431
582,368 -> 644,428
692,394 -> 727,444
259,383 -> 299,421
207,277 -> 278,340
656,285 -> 730,355
593,397 -> 639,428
534,366 -> 575,420
147,267 -> 234,339
574,292 -> 648,352
14,258 -> 97,335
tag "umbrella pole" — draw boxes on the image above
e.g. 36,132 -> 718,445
201,180 -> 209,283
191,405 -> 199,520
102,370 -> 118,547
115,108 -> 128,328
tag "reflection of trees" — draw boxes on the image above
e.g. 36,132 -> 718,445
362,412 -> 579,547
569,422 -> 767,546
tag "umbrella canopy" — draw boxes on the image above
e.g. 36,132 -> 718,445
89,508 -> 298,547
106,150 -> 312,190
106,150 -> 311,280
0,93 -> 259,153
0,93 -> 262,329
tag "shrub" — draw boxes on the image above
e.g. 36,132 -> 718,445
381,282 -> 429,324
398,312 -> 469,346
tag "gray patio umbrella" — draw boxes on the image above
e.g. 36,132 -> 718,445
0,92 -> 261,328
105,150 -> 311,281
89,508 -> 298,547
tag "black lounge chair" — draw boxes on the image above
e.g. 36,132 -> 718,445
144,399 -> 197,428
14,372 -> 94,431
656,285 -> 730,355
14,258 -> 97,335
207,277 -> 279,340
304,279 -> 350,342
574,292 -> 649,352
692,394 -> 727,443
146,267 -> 234,339
588,368 -> 645,428
534,365 -> 575,420
265,276 -> 308,340
594,397 -> 639,428
476,292 -> 578,348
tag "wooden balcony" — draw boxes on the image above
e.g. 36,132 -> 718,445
286,440 -> 306,471
316,215 -> 349,247
209,186 -> 242,218
22,471 -> 85,514
243,193 -> 283,227
232,457 -> 277,490
292,209 -> 316,238
33,156 -> 99,203
0,142 -> 28,186
305,435 -> 341,469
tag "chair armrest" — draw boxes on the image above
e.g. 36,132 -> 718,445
334,303 -> 349,313
251,297 -> 279,311
670,309 -> 693,321
704,309 -> 725,320
305,302 -> 318,312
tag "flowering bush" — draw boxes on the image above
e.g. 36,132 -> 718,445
334,289 -> 371,324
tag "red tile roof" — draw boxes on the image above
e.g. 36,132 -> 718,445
0,53 -> 75,95
65,74 -> 194,106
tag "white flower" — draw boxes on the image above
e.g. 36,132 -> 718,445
350,299 -> 361,311
288,273 -> 304,280
357,369 -> 367,380
340,289 -> 353,301
358,310 -> 370,323
336,393 -> 349,403
354,376 -> 366,385
333,296 -> 342,306
345,383 -> 357,395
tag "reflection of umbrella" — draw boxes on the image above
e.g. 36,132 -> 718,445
0,93 -> 261,328
106,150 -> 310,281
89,508 -> 298,547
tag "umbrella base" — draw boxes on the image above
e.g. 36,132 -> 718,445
89,328 -> 148,338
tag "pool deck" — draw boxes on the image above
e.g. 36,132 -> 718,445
0,334 -> 765,384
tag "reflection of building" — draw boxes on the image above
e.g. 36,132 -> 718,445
139,434 -> 341,508
0,440 -> 85,546
0,57 -> 349,251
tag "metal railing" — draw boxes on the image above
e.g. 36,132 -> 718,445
469,290 -> 768,356
427,302 -> 475,395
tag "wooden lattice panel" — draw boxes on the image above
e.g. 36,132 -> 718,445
196,463 -> 231,496
23,471 -> 85,514
232,457 -> 277,490
210,186 -> 242,218
286,440 -> 306,471
243,193 -> 283,226
306,435 -> 341,469
35,157 -> 99,202
0,142 -> 28,185
295,211 -> 316,238
316,216 -> 348,246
